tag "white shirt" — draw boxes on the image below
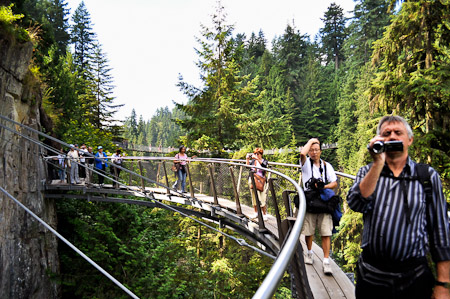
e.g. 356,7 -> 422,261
112,153 -> 123,164
301,157 -> 337,190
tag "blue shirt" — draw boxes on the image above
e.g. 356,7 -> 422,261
94,152 -> 108,169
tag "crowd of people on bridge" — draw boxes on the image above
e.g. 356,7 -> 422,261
50,144 -> 123,188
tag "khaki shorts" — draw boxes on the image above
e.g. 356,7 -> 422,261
301,212 -> 333,236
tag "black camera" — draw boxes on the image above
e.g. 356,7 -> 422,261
369,141 -> 403,154
305,177 -> 325,190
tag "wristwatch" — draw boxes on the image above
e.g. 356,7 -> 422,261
435,280 -> 450,289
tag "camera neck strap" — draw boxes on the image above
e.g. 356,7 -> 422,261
309,158 -> 328,184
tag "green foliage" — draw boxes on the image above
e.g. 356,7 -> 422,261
319,2 -> 347,69
56,199 -> 286,298
370,0 -> 450,187
176,2 -> 258,150
0,4 -> 30,41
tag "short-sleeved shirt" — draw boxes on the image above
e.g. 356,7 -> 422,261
301,157 -> 337,191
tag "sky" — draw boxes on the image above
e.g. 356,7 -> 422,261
66,0 -> 356,122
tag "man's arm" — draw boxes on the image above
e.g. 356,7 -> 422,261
325,181 -> 337,189
434,261 -> 450,298
359,137 -> 386,198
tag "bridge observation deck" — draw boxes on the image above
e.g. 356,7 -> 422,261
45,179 -> 355,299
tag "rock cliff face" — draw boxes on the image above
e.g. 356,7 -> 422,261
0,32 -> 60,298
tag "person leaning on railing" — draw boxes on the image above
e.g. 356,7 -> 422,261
95,146 -> 108,187
347,115 -> 450,299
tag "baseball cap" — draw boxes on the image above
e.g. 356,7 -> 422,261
98,146 -> 103,149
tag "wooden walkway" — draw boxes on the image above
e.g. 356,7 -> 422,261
45,181 -> 355,298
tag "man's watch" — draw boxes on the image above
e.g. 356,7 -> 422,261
435,280 -> 450,288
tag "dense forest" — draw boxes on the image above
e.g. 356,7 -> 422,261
2,0 -> 450,297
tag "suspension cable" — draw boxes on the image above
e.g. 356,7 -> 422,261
0,114 -> 308,298
0,186 -> 140,299
0,118 -> 277,259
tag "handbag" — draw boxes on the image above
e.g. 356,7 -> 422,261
172,154 -> 180,172
250,173 -> 266,192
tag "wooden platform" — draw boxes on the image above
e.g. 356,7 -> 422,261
45,181 -> 355,298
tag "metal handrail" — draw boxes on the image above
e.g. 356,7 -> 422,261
0,114 -> 359,298
0,114 -> 308,299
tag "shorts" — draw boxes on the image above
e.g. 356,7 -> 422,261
301,212 -> 333,236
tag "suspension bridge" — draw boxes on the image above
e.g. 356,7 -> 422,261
0,114 -> 356,299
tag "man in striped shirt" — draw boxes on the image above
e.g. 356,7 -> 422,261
347,116 -> 450,299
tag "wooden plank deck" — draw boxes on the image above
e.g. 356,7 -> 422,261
46,181 -> 355,298
152,187 -> 356,299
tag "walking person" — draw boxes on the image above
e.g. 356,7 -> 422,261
85,146 -> 94,187
300,138 -> 338,275
347,116 -> 450,299
67,145 -> 81,184
173,146 -> 192,193
111,149 -> 123,188
95,146 -> 108,187
246,148 -> 269,221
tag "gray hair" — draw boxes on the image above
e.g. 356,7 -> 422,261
376,116 -> 414,138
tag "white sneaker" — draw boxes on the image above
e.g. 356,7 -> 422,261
250,212 -> 258,219
305,253 -> 313,265
262,214 -> 268,221
323,261 -> 333,275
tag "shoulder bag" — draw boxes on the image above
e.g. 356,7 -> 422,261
172,154 -> 180,172
250,173 -> 266,192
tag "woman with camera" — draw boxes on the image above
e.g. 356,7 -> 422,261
246,148 -> 269,220
300,138 -> 338,275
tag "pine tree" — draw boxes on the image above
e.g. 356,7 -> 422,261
370,0 -> 450,182
44,0 -> 71,55
346,0 -> 391,67
320,2 -> 347,69
90,42 -> 123,133
176,1 -> 257,150
70,1 -> 95,80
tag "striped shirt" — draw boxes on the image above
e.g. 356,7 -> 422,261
347,158 -> 450,262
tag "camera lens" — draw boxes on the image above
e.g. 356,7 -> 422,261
372,141 -> 385,154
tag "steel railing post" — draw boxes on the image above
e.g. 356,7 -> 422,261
138,161 -> 145,191
282,190 -> 294,217
162,161 -> 170,194
250,173 -> 267,232
186,163 -> 195,199
156,162 -> 161,183
229,166 -> 243,216
268,178 -> 284,241
113,165 -> 119,189
208,164 -> 219,206
128,161 -> 133,186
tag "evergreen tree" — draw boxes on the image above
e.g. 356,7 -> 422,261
90,42 -> 123,133
271,23 -> 309,144
176,1 -> 257,150
320,2 -> 347,69
43,0 -> 71,55
123,109 -> 138,144
370,0 -> 450,183
345,0 -> 391,67
70,0 -> 95,80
